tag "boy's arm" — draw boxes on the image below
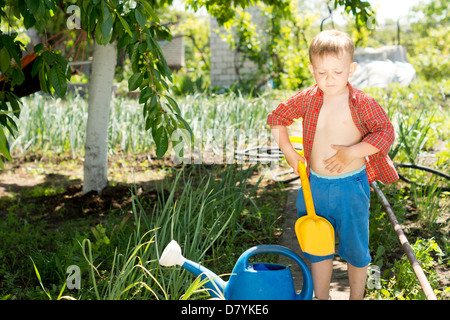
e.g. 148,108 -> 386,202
271,126 -> 305,175
268,90 -> 308,174
267,90 -> 304,128
361,97 -> 396,156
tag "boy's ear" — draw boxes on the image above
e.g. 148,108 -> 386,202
349,62 -> 358,77
308,63 -> 314,75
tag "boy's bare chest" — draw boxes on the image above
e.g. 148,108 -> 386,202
316,99 -> 357,132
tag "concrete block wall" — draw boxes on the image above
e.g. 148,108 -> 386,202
159,35 -> 185,71
210,6 -> 267,88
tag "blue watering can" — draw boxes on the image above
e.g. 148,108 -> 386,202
159,240 -> 313,300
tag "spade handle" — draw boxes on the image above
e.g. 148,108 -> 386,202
298,160 -> 317,219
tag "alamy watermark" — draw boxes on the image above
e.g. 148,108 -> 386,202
168,127 -> 287,171
66,5 -> 81,30
66,265 -> 81,290
367,265 -> 381,289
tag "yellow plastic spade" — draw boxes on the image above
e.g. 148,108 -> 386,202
295,160 -> 335,256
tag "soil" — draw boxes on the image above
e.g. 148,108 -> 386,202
0,154 -> 169,228
1,153 -> 449,299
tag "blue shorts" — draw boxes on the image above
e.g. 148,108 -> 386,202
296,166 -> 371,268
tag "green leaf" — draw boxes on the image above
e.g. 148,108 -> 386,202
11,68 -> 25,87
128,72 -> 143,91
145,116 -> 152,131
0,127 -> 12,164
87,5 -> 97,34
138,86 -> 151,104
5,92 -> 21,114
54,53 -> 68,72
129,42 -> 141,73
0,47 -> 11,74
117,32 -> 132,50
146,94 -> 158,117
164,95 -> 181,114
117,13 -> 132,37
26,0 -> 39,14
139,0 -> 160,23
2,35 -> 21,68
33,43 -> 44,53
30,257 -> 51,300
95,25 -> 108,45
42,51 -> 54,65
135,8 -> 146,28
97,0 -> 114,44
44,0 -> 58,12
31,56 -> 43,77
38,65 -> 49,94
22,11 -> 36,29
154,125 -> 169,159
49,65 -> 67,97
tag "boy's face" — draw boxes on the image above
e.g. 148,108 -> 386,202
308,52 -> 357,96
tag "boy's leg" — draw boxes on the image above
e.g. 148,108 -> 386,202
348,263 -> 368,300
330,169 -> 371,299
311,259 -> 333,300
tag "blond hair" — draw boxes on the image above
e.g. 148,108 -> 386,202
309,30 -> 354,63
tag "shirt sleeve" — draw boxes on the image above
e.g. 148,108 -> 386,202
361,97 -> 395,156
267,91 -> 304,127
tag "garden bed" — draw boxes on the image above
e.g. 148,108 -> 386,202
0,153 -> 287,299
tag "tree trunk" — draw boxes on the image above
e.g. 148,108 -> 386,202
83,41 -> 117,195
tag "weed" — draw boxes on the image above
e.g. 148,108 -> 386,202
367,238 -> 444,300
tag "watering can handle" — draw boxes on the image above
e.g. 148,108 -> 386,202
234,245 -> 313,300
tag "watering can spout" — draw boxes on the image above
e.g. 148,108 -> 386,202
159,240 -> 226,298
159,241 -> 313,300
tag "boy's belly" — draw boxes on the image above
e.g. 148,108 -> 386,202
309,127 -> 365,176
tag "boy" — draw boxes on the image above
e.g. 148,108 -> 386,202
267,30 -> 398,300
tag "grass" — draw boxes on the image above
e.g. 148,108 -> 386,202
7,89 -> 280,161
1,78 -> 449,299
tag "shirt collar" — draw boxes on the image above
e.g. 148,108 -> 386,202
347,81 -> 358,102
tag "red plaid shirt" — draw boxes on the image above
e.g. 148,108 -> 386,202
267,83 -> 398,184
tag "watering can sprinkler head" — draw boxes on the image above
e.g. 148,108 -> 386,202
158,240 -> 227,298
159,240 -> 186,267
